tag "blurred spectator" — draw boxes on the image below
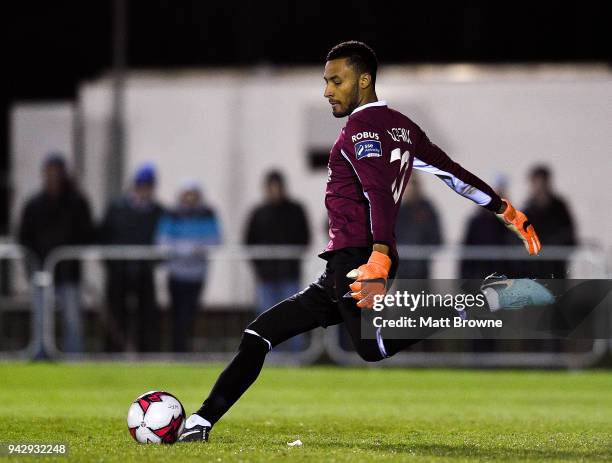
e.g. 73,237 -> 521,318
99,163 -> 164,352
523,165 -> 576,279
395,175 -> 442,280
17,153 -> 94,353
245,170 -> 310,315
156,180 -> 221,352
460,174 -> 516,279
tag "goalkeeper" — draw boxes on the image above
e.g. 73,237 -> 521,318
180,41 -> 542,442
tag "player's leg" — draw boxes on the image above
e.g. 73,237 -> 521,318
179,278 -> 337,442
549,279 -> 612,334
330,248 -> 462,360
376,278 -> 611,351
481,277 -> 612,337
195,298 -> 320,423
323,248 -> 389,361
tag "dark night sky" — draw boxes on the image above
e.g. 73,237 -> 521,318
7,1 -> 611,99
2,0 -> 611,230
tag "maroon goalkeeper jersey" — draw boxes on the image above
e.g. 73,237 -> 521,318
323,100 -> 502,260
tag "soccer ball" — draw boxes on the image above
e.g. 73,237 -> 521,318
127,391 -> 186,444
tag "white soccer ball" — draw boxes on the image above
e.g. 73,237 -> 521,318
127,391 -> 186,444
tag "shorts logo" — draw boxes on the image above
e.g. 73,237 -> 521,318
354,140 -> 382,160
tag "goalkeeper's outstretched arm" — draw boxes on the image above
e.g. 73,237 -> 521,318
412,133 -> 541,255
348,129 -> 542,309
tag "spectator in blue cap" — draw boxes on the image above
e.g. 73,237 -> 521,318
18,152 -> 94,353
99,162 -> 164,352
134,163 -> 156,185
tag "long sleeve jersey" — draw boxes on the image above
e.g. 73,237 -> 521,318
323,100 -> 502,261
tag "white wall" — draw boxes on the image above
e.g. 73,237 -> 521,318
75,66 -> 612,302
379,71 -> 612,248
10,102 -> 75,229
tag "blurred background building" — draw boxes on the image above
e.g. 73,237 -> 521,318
2,1 -> 611,362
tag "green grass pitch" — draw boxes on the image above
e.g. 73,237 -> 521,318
1,363 -> 611,462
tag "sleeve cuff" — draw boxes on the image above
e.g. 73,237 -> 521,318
483,195 -> 503,213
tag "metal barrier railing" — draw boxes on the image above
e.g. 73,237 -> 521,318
0,243 -> 40,359
1,242 -> 609,367
39,245 -> 325,363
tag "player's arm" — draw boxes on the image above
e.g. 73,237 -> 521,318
339,123 -> 396,308
414,132 -> 541,255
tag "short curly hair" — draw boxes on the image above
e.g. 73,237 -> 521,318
326,41 -> 378,86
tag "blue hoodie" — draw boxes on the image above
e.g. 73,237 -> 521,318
156,206 -> 221,282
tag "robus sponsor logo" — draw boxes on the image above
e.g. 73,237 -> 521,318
352,131 -> 379,142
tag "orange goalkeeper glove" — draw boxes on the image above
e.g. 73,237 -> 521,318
347,250 -> 392,309
496,199 -> 541,255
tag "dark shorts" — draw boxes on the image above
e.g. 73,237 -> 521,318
292,247 -> 398,327
246,247 -> 405,361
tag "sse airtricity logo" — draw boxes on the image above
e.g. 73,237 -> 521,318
354,140 -> 382,160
